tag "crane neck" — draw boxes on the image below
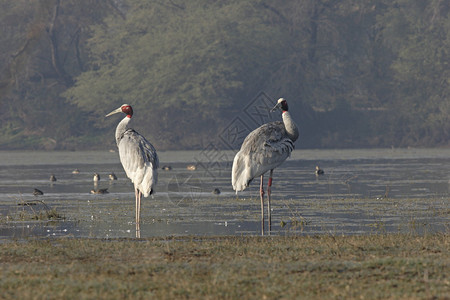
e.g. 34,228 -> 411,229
115,116 -> 131,144
282,110 -> 299,142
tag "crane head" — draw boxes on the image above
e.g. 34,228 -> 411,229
270,98 -> 288,112
105,104 -> 133,118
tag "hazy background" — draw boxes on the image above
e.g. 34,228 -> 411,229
1,0 -> 449,151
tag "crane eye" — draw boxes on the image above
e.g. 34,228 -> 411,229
123,106 -> 133,116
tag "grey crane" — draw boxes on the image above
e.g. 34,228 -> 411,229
232,98 -> 299,235
106,104 -> 159,231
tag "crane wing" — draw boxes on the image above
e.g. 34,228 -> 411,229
241,122 -> 294,158
118,129 -> 159,197
232,122 -> 295,191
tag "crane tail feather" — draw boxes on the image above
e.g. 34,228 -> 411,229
232,151 -> 252,192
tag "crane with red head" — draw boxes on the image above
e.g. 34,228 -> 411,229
106,104 -> 159,235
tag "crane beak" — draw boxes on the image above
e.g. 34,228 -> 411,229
270,102 -> 282,112
105,107 -> 122,117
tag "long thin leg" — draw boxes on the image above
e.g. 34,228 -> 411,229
137,191 -> 141,224
267,169 -> 273,234
135,188 -> 138,224
134,188 -> 141,238
136,222 -> 140,238
260,175 -> 265,236
135,188 -> 140,224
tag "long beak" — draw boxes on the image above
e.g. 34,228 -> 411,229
270,102 -> 281,112
105,107 -> 122,117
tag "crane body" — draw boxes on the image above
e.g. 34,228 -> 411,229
106,104 -> 159,231
232,98 -> 298,235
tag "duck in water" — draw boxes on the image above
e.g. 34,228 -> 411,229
90,188 -> 109,194
315,166 -> 324,176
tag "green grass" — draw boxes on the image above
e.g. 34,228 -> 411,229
0,234 -> 448,299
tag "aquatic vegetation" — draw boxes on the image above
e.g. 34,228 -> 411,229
2,200 -> 65,222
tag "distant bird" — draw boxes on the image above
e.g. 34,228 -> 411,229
72,169 -> 80,174
106,104 -> 159,227
232,98 -> 299,235
315,166 -> 324,176
186,164 -> 196,171
109,172 -> 117,180
50,174 -> 57,182
212,188 -> 221,195
33,188 -> 44,196
93,173 -> 100,182
161,165 -> 172,171
91,188 -> 109,194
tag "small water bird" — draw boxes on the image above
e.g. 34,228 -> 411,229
212,188 -> 221,195
90,188 -> 109,194
106,104 -> 159,230
33,188 -> 44,196
109,172 -> 117,180
93,173 -> 100,182
161,165 -> 172,171
232,98 -> 298,235
315,166 -> 324,176
186,164 -> 196,171
50,174 -> 57,182
72,169 -> 80,174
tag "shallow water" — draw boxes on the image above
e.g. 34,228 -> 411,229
0,148 -> 448,239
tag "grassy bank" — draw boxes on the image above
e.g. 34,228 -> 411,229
0,234 -> 448,299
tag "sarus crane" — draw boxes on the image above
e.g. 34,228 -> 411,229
106,104 -> 159,233
232,98 -> 299,235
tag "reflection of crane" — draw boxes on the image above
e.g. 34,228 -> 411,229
106,104 -> 159,229
232,98 -> 299,235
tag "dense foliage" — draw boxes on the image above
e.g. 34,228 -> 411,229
1,0 -> 448,150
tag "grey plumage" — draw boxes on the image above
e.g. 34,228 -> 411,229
231,98 -> 299,235
106,104 -> 158,227
232,121 -> 295,191
117,128 -> 159,196
232,99 -> 298,192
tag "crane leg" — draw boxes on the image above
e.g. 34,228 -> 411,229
138,191 -> 142,224
260,175 -> 265,236
135,189 -> 142,238
134,188 -> 137,223
136,222 -> 140,238
135,188 -> 141,225
267,169 -> 273,234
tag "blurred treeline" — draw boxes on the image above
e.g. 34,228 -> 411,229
0,0 -> 448,150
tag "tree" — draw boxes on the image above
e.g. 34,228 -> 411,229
0,0 -> 116,149
65,0 -> 288,148
379,0 -> 450,145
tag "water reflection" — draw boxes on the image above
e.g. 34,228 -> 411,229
0,149 -> 448,239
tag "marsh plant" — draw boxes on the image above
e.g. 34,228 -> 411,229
9,200 -> 65,221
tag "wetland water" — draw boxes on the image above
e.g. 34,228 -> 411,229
0,149 -> 448,239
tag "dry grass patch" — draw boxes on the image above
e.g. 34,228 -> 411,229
0,234 -> 448,299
